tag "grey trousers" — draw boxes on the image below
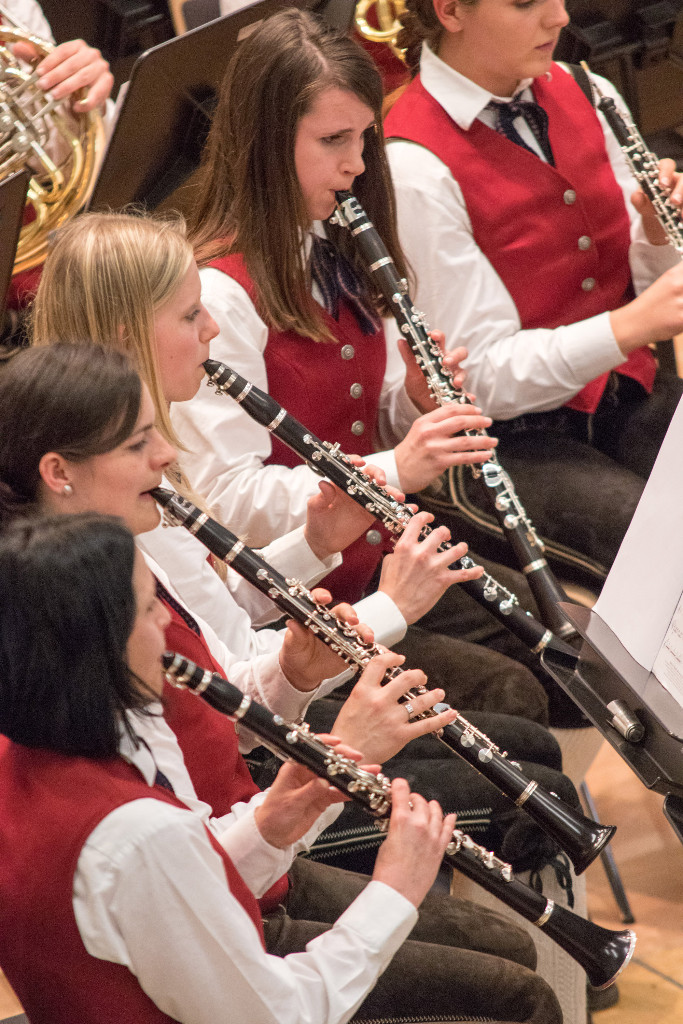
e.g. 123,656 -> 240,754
263,856 -> 563,1023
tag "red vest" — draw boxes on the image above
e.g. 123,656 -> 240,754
209,253 -> 392,602
161,591 -> 289,914
0,742 -> 264,1024
354,30 -> 409,95
384,67 -> 656,415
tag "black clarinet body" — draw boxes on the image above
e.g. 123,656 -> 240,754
152,485 -> 613,874
202,357 -> 576,663
330,190 -> 576,641
595,92 -> 683,255
162,650 -> 635,990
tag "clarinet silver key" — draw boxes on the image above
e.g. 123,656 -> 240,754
152,484 -> 613,875
586,65 -> 683,255
331,190 -> 577,641
162,649 -> 636,990
203,357 -> 575,663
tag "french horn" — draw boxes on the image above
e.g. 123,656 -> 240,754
354,0 -> 407,61
0,4 -> 104,274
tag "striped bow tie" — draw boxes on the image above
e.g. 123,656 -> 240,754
310,234 -> 381,337
487,98 -> 555,166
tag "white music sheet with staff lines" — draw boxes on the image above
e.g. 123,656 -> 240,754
594,393 -> 683,702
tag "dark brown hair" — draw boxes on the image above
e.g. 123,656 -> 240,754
0,344 -> 141,527
189,8 -> 408,342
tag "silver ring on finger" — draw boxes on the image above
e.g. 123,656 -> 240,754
403,701 -> 415,719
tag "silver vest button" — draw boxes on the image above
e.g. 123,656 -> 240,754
351,420 -> 365,436
350,382 -> 363,399
563,189 -> 577,205
341,344 -> 355,360
581,277 -> 596,292
578,235 -> 592,251
365,529 -> 382,545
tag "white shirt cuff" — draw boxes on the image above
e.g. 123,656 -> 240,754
354,591 -> 407,648
261,524 -> 341,587
556,311 -> 625,386
217,798 -> 344,896
363,448 -> 402,490
630,238 -> 680,295
332,880 -> 418,953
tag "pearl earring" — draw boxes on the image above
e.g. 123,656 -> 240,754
63,484 -> 73,496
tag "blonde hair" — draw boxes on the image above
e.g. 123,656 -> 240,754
32,211 -> 193,447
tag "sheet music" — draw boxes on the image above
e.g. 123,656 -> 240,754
652,592 -> 683,703
594,393 -> 683,674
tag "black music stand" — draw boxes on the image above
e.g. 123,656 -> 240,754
542,603 -> 683,845
0,169 -> 30,326
87,0 -> 356,214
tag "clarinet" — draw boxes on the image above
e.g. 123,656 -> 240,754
330,191 -> 576,641
152,485 -> 612,875
202,358 -> 576,662
589,74 -> 683,255
162,649 -> 635,990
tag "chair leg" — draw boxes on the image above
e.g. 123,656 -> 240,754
580,781 -> 635,925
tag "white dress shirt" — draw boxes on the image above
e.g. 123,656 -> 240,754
141,548 -> 327,734
140,539 -> 408,758
386,46 -> 680,420
172,263 -> 418,553
73,713 -> 416,1024
140,477 -> 407,657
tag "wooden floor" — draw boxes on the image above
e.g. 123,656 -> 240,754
1,739 -> 682,1022
583,741 -> 683,1023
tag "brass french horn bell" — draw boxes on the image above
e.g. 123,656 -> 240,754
0,18 -> 104,274
354,0 -> 408,62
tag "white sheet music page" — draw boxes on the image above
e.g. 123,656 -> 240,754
652,592 -> 683,703
593,393 -> 683,677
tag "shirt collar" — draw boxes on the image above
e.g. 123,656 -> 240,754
419,42 -> 535,130
118,707 -> 163,786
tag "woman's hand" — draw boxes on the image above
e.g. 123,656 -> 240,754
400,331 -> 469,415
304,459 -> 388,559
254,736 -> 373,848
631,158 -> 683,246
331,651 -> 458,764
612,260 -> 683,352
378,510 -> 484,624
13,38 -> 113,112
278,589 -> 374,692
372,779 -> 456,907
394,404 -> 497,494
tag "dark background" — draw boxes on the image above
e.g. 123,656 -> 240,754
34,0 -> 683,152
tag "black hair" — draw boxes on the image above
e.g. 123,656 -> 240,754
0,343 -> 141,528
0,514 -> 154,757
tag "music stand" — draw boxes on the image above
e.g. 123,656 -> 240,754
0,169 -> 29,324
542,604 -> 683,845
87,0 -> 357,214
